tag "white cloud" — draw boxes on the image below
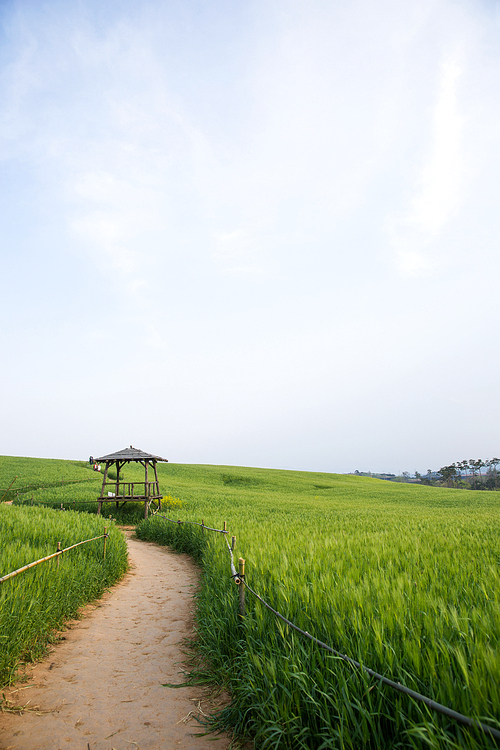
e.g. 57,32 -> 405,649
389,51 -> 464,277
211,230 -> 267,276
416,56 -> 463,233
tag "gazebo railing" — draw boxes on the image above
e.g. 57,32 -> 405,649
99,481 -> 161,499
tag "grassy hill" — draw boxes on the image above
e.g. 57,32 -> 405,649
141,464 -> 500,750
2,456 -> 499,748
0,454 -> 99,502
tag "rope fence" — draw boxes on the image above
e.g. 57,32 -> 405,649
0,530 -> 109,585
0,477 -> 97,496
152,511 -> 500,743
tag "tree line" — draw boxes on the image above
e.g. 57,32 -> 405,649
416,459 -> 500,489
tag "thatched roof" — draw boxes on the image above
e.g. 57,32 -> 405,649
94,446 -> 168,463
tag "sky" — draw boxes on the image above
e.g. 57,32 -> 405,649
1,0 -> 499,475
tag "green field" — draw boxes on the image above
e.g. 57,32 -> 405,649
2,457 -> 500,749
0,466 -> 128,685
137,464 -> 500,750
0,455 -> 99,502
2,454 -> 175,522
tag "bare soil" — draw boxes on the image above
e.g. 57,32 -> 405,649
0,529 -> 236,750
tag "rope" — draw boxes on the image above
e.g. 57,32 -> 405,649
0,534 -> 109,584
1,477 -> 96,495
241,579 -> 500,741
8,499 -> 104,508
223,533 -> 238,579
150,512 -> 227,534
144,512 -> 500,741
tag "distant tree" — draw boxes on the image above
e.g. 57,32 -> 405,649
427,457 -> 500,491
438,464 -> 458,488
468,459 -> 478,487
485,461 -> 496,490
474,459 -> 485,484
487,458 -> 500,489
402,471 -> 410,482
415,471 -> 421,482
420,469 -> 433,486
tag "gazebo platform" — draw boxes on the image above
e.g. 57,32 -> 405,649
94,446 -> 168,518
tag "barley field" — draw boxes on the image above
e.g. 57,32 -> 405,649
137,464 -> 500,750
3,454 -> 165,522
0,502 -> 127,685
2,457 -> 499,748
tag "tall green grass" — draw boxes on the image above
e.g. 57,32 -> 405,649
0,455 -> 98,502
136,464 -> 500,750
13,485 -> 184,524
13,481 -> 144,523
3,456 -> 500,748
0,504 -> 128,685
4,455 -> 172,524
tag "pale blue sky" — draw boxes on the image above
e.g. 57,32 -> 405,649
1,0 -> 499,474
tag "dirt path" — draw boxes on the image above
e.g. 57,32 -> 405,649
0,530 -> 233,750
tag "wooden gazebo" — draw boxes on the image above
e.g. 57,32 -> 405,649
94,446 -> 168,518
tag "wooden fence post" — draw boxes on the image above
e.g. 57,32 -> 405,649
201,519 -> 204,533
231,536 -> 236,551
57,542 -> 61,569
223,521 -> 227,532
238,558 -> 246,617
103,527 -> 107,559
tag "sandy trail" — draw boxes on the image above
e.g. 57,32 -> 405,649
0,530 -> 232,750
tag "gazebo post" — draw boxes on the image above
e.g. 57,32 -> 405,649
115,460 -> 120,505
115,459 -> 121,510
153,462 -> 161,510
98,462 -> 110,516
